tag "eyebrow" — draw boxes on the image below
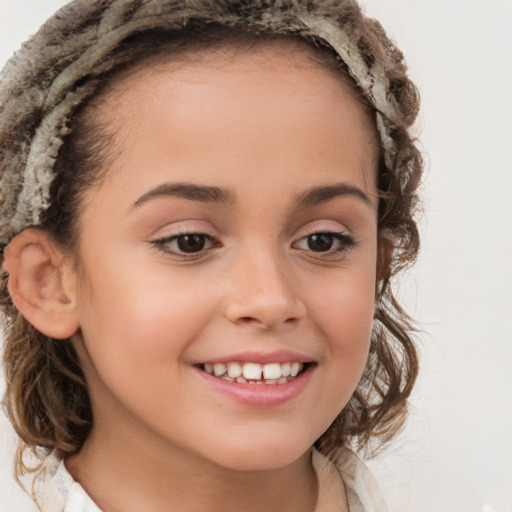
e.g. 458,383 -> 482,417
132,183 -> 235,208
132,181 -> 372,210
296,183 -> 372,208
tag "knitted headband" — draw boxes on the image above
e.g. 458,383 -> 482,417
0,0 -> 415,248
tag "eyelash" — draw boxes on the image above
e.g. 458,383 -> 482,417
292,231 -> 356,258
152,233 -> 218,261
151,230 -> 356,260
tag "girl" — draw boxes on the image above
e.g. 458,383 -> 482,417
0,1 -> 422,511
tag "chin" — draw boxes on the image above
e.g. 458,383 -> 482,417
202,434 -> 313,472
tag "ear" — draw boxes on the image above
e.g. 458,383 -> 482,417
3,228 -> 79,339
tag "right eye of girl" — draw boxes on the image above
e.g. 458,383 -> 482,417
152,233 -> 217,257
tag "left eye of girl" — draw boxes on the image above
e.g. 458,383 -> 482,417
293,232 -> 356,254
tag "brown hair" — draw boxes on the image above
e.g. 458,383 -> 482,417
0,0 -> 422,470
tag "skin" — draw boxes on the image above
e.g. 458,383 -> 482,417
56,46 -> 381,512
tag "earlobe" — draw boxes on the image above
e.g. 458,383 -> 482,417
3,228 -> 79,339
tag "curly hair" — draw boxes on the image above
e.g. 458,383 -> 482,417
0,0 -> 422,472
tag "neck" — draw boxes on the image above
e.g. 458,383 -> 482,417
66,419 -> 318,512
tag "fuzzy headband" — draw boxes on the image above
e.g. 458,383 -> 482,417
0,0 -> 416,247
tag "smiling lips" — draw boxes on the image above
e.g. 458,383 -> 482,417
201,361 -> 305,385
196,358 -> 314,407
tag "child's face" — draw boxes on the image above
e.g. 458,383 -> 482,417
69,46 -> 379,471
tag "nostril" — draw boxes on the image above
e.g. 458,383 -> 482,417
240,316 -> 256,323
237,314 -> 299,329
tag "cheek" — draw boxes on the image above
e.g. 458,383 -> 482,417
73,266 -> 234,434
307,263 -> 376,378
76,265 -> 220,359
326,295 -> 373,374
73,266 -> 218,416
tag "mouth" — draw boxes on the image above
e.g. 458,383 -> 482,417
193,356 -> 316,407
197,361 -> 311,385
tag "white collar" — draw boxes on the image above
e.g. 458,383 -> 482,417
29,448 -> 387,512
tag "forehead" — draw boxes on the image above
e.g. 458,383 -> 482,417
85,45 -> 380,205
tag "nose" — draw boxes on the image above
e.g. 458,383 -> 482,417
224,246 -> 306,330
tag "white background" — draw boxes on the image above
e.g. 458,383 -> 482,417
0,1 -> 511,511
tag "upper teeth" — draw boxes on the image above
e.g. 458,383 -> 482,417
205,362 -> 303,381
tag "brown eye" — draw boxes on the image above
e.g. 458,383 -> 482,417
152,232 -> 218,259
176,234 -> 207,253
307,234 -> 334,252
293,231 -> 356,257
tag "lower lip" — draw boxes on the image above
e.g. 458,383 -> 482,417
193,366 -> 314,408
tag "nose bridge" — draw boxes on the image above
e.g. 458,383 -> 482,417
224,240 -> 305,328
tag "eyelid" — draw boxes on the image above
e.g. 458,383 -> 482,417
148,219 -> 218,238
291,220 -> 354,241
